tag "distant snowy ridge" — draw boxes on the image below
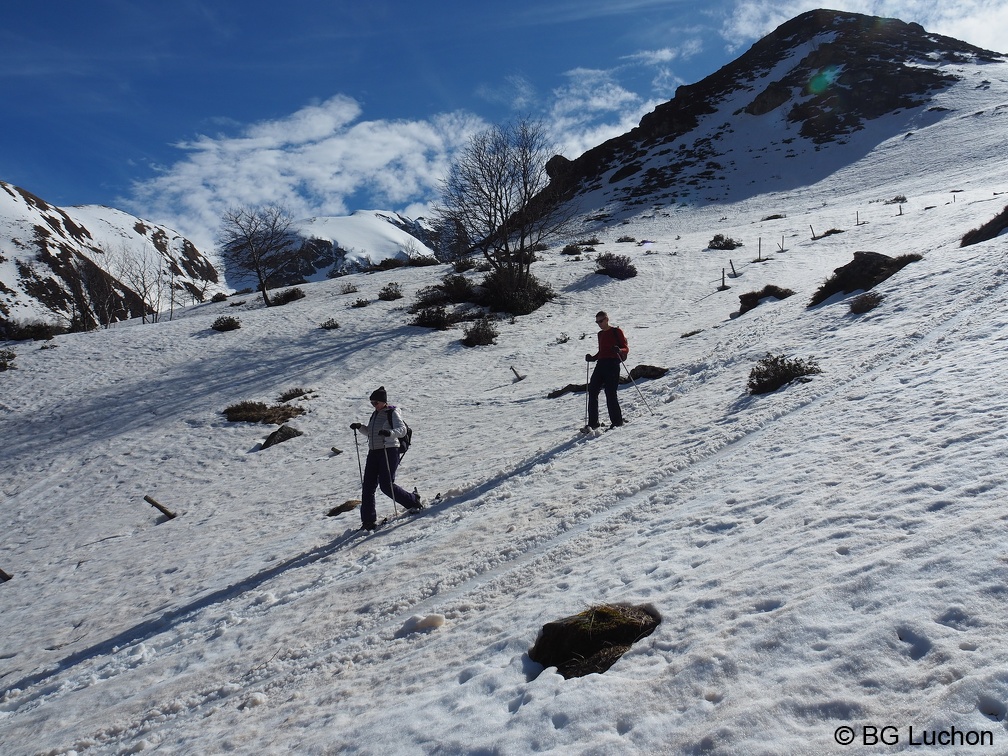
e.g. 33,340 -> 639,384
0,182 -> 225,331
287,210 -> 437,285
0,185 -> 436,330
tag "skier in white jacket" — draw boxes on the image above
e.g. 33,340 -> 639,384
349,386 -> 422,530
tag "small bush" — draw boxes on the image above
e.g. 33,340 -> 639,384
748,353 -> 822,395
461,316 -> 499,347
223,400 -> 305,424
211,292 -> 229,303
561,244 -> 582,255
211,316 -> 241,332
850,291 -> 884,314
595,253 -> 638,280
411,306 -> 455,330
884,195 -> 907,205
272,287 -> 306,306
452,257 -> 478,273
340,282 -> 359,295
278,387 -> 312,402
0,349 -> 16,371
0,319 -> 66,341
371,258 -> 407,272
320,318 -> 340,330
708,234 -> 743,250
440,274 -> 474,304
378,282 -> 403,301
350,298 -> 370,308
616,235 -> 636,243
761,214 -> 786,221
410,285 -> 450,312
407,256 -> 440,267
478,270 -> 554,315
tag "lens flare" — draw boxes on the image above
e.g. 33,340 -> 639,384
808,66 -> 840,95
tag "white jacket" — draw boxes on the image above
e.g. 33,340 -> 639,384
362,405 -> 408,451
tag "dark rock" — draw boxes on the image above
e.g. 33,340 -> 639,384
625,364 -> 669,382
547,383 -> 587,399
809,251 -> 920,305
738,285 -> 795,315
262,424 -> 303,450
529,604 -> 661,679
548,365 -> 668,397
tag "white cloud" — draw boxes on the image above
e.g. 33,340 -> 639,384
625,48 -> 682,66
721,0 -> 1008,54
127,98 -> 483,251
544,68 -> 658,159
622,37 -> 705,67
552,68 -> 642,118
475,74 -> 538,110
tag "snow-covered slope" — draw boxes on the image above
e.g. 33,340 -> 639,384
2,56 -> 1008,754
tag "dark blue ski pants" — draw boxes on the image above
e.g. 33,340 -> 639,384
361,447 -> 418,525
588,358 -> 623,427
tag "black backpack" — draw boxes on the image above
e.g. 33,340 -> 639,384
387,408 -> 413,458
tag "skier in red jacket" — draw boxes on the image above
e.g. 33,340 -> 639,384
585,310 -> 628,429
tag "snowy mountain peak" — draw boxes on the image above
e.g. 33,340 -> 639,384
548,9 -> 1007,223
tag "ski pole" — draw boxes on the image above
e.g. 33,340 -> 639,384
616,349 -> 655,415
585,359 -> 590,428
352,428 -> 364,486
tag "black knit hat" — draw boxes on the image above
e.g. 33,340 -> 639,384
369,386 -> 387,403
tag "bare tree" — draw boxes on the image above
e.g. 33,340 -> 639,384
110,242 -> 169,323
436,118 -> 573,312
218,204 -> 302,306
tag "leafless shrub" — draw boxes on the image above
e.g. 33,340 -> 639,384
224,400 -> 304,424
849,291 -> 884,314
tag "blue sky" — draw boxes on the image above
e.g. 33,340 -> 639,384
1,0 -> 1005,249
